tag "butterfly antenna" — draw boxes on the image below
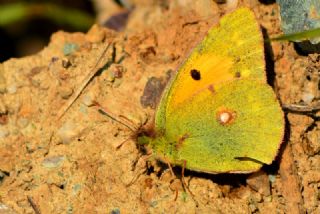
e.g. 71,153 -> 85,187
119,114 -> 141,130
94,101 -> 137,133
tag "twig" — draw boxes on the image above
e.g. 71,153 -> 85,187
27,196 -> 41,214
57,42 -> 112,120
282,102 -> 320,113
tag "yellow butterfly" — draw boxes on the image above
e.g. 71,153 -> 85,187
138,8 -> 284,173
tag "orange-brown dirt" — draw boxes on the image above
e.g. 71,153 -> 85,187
0,1 -> 319,213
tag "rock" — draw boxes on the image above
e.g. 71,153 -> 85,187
0,203 -> 18,214
42,156 -> 65,168
0,127 -> 9,139
57,121 -> 82,144
86,24 -> 106,43
58,86 -> 74,99
246,171 -> 271,196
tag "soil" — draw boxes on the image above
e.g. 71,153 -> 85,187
0,0 -> 319,213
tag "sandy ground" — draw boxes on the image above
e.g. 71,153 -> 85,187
0,0 -> 319,213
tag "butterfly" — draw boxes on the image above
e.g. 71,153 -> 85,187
138,7 -> 284,173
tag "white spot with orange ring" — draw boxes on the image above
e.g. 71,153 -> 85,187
216,109 -> 236,125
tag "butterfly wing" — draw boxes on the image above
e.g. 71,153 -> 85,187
152,79 -> 284,173
155,8 -> 265,130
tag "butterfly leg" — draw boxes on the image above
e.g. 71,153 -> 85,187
181,160 -> 199,206
181,160 -> 194,198
126,153 -> 152,187
165,158 -> 175,177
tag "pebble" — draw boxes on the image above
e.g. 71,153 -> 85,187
58,86 -> 74,99
246,171 -> 271,196
79,104 -> 88,115
0,203 -> 18,214
72,184 -> 82,195
6,84 -> 17,94
57,122 -> 79,144
302,92 -> 315,104
268,174 -> 277,183
174,0 -> 218,17
63,43 -> 79,56
82,94 -> 95,106
225,0 -> 239,11
16,117 -> 29,129
62,58 -> 72,68
42,156 -> 65,168
110,208 -> 120,214
0,127 -> 9,139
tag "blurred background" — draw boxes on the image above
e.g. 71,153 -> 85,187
0,0 -> 132,62
1,0 -> 318,63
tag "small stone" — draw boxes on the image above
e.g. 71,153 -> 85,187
6,84 -> 17,94
0,171 -> 6,180
249,203 -> 258,213
0,203 -> 18,214
110,208 -> 120,214
63,43 -> 79,56
72,184 -> 82,195
58,69 -> 70,80
265,195 -> 273,202
17,117 -> 29,128
303,125 -> 320,155
302,92 -> 315,104
62,58 -> 72,68
66,204 -> 73,214
86,24 -> 106,43
246,171 -> 271,196
0,127 -> 9,139
57,121 -> 80,144
58,86 -> 74,99
225,0 -> 239,11
149,201 -> 158,208
79,104 -> 88,115
237,186 -> 252,200
42,156 -> 65,168
106,64 -> 124,83
82,94 -> 95,106
0,114 -> 8,125
174,0 -> 219,17
51,56 -> 59,63
268,174 -> 277,183
220,184 -> 231,196
144,177 -> 153,189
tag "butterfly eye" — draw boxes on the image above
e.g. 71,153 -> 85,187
190,69 -> 201,80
